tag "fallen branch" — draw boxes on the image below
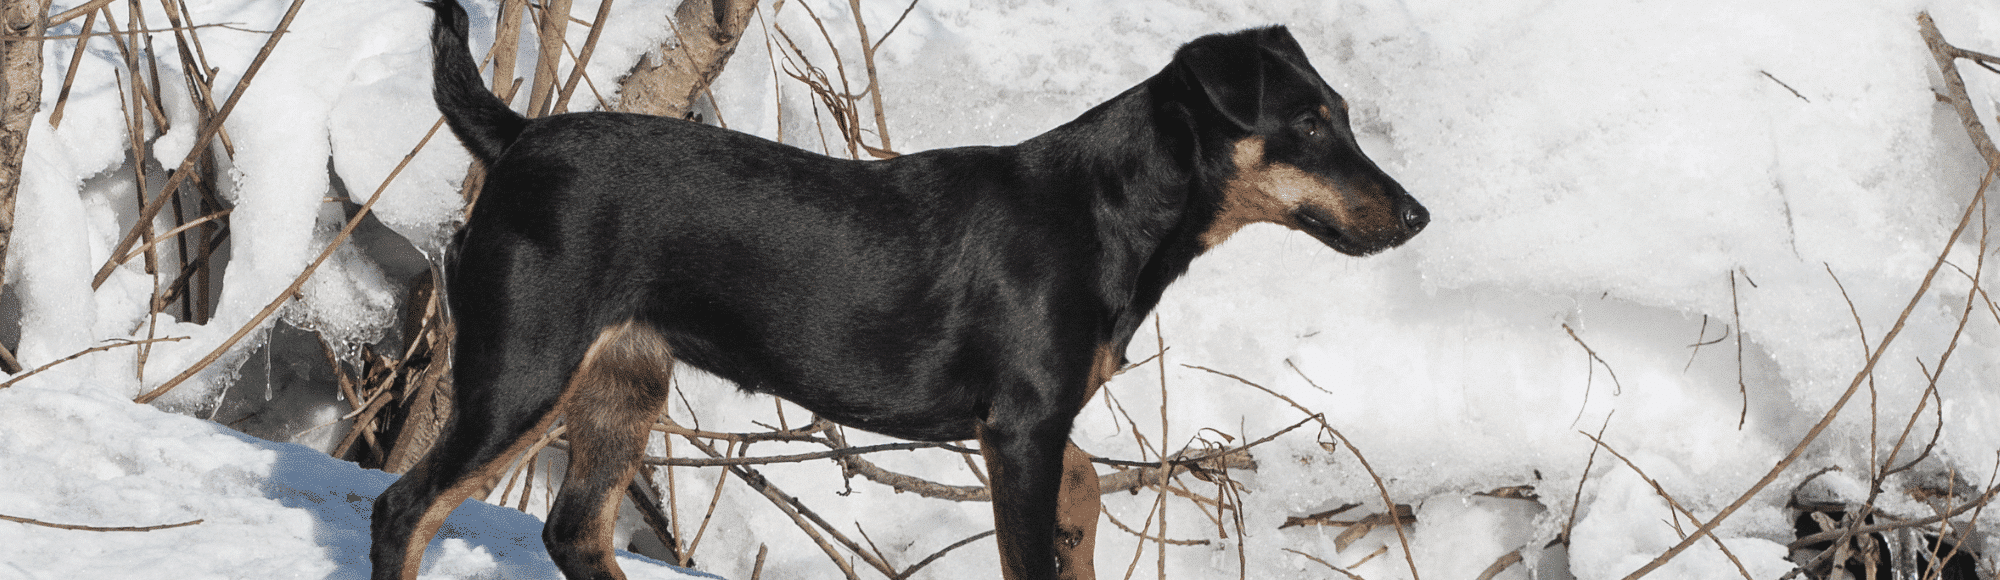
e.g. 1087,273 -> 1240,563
1100,503 -> 1208,546
649,417 -> 835,442
631,439 -> 950,467
676,434 -> 889,579
1280,504 -> 1414,553
8,21 -> 265,40
1279,503 -> 1360,529
0,337 -> 187,389
832,450 -> 987,501
47,0 -> 114,25
1731,271 -> 1748,429
1285,547 -> 1367,580
0,513 -> 201,532
845,0 -> 891,153
1475,549 -> 1524,580
1786,482 -> 2000,550
1921,13 -> 2000,167
1565,411 -> 1615,541
524,0 -> 574,118
893,529 -> 993,580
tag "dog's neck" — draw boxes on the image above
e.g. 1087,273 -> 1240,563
1019,80 -> 1230,356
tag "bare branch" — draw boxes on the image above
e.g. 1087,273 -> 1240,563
1,337 -> 187,389
1579,431 -> 1755,580
1787,482 -> 2000,549
1282,548 -> 1365,580
1563,322 -> 1625,396
1184,363 -> 1422,580
0,513 -> 201,532
92,0 -> 311,290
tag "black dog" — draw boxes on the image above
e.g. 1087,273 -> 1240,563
372,2 -> 1427,579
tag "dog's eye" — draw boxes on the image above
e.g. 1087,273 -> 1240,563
1295,116 -> 1325,138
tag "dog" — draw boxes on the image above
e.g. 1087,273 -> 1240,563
371,2 -> 1428,579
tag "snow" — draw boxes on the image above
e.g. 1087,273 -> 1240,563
6,0 -> 2000,579
0,385 -> 710,580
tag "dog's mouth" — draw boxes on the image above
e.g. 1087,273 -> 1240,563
1293,207 -> 1404,257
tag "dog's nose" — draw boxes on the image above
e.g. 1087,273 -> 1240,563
1401,201 -> 1429,232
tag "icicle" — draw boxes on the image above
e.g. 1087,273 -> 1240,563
263,328 -> 274,402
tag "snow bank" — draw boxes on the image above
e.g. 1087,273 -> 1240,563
0,382 -> 708,579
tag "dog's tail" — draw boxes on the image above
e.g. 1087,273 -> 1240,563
425,0 -> 524,164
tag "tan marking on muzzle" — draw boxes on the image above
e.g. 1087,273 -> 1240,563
1201,137 -> 1358,250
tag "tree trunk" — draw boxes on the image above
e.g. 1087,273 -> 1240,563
615,0 -> 759,118
0,0 -> 52,374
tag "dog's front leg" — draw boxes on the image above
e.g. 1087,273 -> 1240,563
978,415 -> 1072,580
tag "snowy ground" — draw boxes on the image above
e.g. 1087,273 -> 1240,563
5,0 -> 2000,579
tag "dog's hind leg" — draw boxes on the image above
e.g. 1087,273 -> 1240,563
544,319 -> 676,580
370,337 -> 578,580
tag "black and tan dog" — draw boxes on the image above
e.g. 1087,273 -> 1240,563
371,2 -> 1428,579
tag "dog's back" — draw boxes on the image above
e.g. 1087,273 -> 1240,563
458,116 -> 1066,439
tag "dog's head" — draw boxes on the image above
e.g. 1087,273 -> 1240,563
1172,26 -> 1428,255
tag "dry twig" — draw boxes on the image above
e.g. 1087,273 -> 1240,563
1283,548 -> 1366,580
1184,363 -> 1422,580
1475,549 -> 1524,580
0,513 -> 201,532
1578,431 -> 1755,580
0,337 -> 187,390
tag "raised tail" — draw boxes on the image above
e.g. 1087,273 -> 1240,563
425,0 -> 525,165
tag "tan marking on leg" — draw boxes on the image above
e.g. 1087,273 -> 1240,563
553,320 -> 676,579
399,408 -> 562,580
1054,441 -> 1101,580
1084,343 -> 1120,406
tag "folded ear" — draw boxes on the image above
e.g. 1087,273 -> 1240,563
1251,26 -> 1334,97
1253,26 -> 1311,70
1175,34 -> 1266,132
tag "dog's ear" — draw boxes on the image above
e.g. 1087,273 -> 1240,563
1174,33 -> 1266,132
1253,26 -> 1312,71
1251,26 -> 1331,99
